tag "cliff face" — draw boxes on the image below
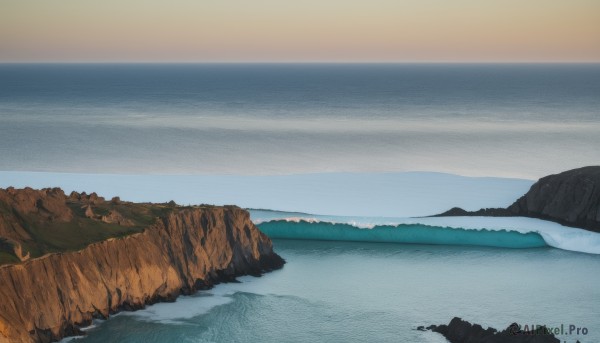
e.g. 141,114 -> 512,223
0,195 -> 284,343
508,166 -> 600,232
434,166 -> 600,233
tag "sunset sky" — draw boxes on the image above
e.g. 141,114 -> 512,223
1,0 -> 599,62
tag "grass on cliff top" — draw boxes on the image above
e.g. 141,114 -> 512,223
0,251 -> 20,265
0,201 -> 181,266
30,201 -> 169,255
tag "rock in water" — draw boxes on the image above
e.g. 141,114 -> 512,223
429,317 -> 560,343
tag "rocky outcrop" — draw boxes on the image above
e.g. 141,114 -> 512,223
425,317 -> 560,343
0,187 -> 73,243
507,166 -> 600,232
100,210 -> 134,226
433,207 -> 511,218
434,166 -> 600,233
0,189 -> 284,343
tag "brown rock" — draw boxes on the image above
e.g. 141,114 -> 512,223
0,205 -> 284,343
0,188 -> 73,243
0,187 -> 73,223
68,191 -> 81,201
84,205 -> 96,218
101,210 -> 134,226
12,242 -> 30,262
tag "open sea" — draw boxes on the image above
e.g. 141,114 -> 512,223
1,64 -> 600,342
1,63 -> 599,178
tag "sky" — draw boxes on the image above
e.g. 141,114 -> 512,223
1,0 -> 599,62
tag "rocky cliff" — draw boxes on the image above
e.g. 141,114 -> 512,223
435,166 -> 600,233
0,188 -> 284,343
507,166 -> 600,232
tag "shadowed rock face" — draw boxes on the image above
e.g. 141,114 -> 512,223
434,166 -> 600,233
508,166 -> 600,232
0,188 -> 284,343
428,317 -> 560,343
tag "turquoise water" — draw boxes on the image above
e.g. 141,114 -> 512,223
259,221 -> 547,248
69,239 -> 600,343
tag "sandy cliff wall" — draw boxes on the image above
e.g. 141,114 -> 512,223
0,207 -> 284,343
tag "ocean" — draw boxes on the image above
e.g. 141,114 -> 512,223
64,236 -> 600,343
1,63 -> 599,178
1,64 -> 599,342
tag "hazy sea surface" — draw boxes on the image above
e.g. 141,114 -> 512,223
1,63 -> 599,178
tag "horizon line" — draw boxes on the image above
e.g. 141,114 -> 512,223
1,61 -> 599,65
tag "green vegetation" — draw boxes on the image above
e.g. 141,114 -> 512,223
0,251 -> 19,265
0,186 -> 231,267
0,198 -> 187,266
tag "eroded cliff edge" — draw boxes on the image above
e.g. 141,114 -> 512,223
435,166 -> 600,233
0,188 -> 284,343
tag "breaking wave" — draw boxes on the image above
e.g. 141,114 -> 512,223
253,214 -> 600,254
257,220 -> 547,249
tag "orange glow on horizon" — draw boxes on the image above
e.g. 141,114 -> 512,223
1,0 -> 599,62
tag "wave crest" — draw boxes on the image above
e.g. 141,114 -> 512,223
257,219 -> 548,249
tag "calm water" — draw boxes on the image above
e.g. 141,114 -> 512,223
1,64 -> 599,178
69,240 -> 600,343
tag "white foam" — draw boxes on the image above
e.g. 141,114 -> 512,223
55,279 -> 267,342
117,276 -> 276,325
421,330 -> 452,343
252,212 -> 600,255
79,321 -> 102,332
121,293 -> 233,325
410,217 -> 600,255
59,337 -> 85,342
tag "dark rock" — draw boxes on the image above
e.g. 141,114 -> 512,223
508,166 -> 600,232
433,207 -> 512,217
429,317 -> 560,343
433,166 -> 600,233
